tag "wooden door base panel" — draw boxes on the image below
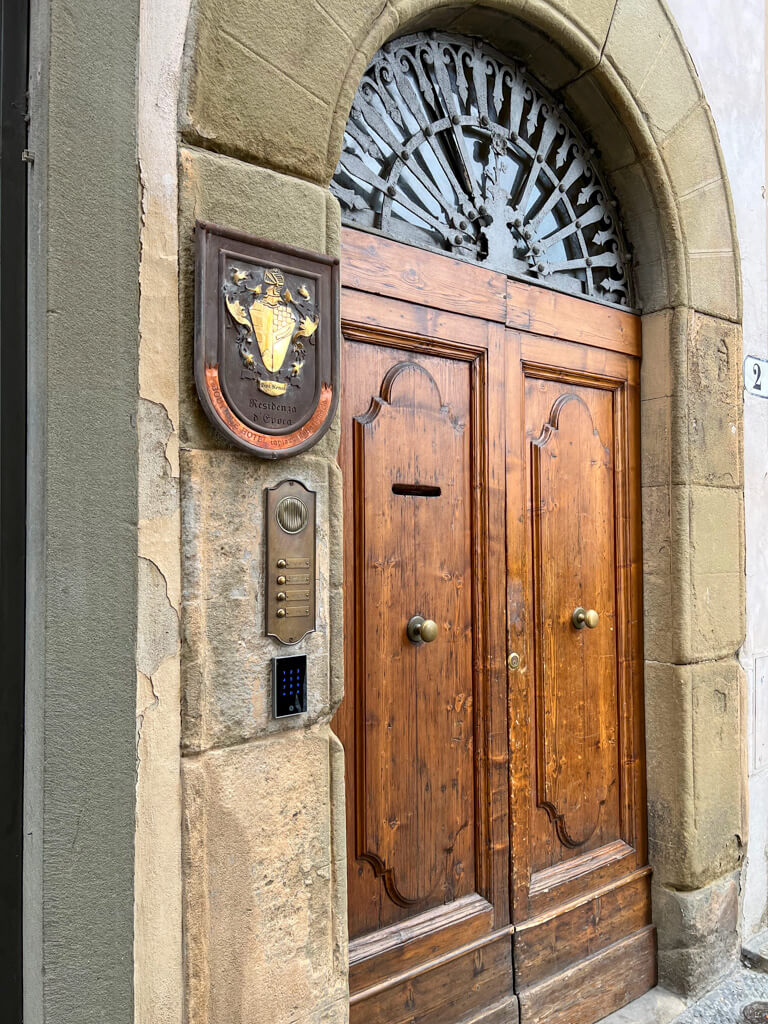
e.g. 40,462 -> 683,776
351,933 -> 515,1024
349,894 -> 494,994
514,871 -> 652,989
517,926 -> 657,1024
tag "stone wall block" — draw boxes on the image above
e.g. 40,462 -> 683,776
634,258 -> 672,314
181,0 -> 385,183
606,160 -> 682,310
642,484 -> 673,663
561,70 -> 636,174
182,729 -> 348,1024
648,482 -> 744,665
690,487 -> 743,579
642,572 -> 674,665
449,6 -> 583,90
690,661 -> 746,882
640,309 -> 674,401
660,102 -> 725,200
690,571 -> 745,662
667,484 -> 694,660
326,191 -> 342,260
683,314 -> 743,488
653,872 -> 741,997
178,146 -> 333,450
398,3 -> 471,35
678,179 -> 735,263
526,0 -> 616,53
181,448 -> 336,752
604,0 -> 701,142
328,459 -> 344,592
687,485 -> 746,662
604,0 -> 672,96
645,660 -> 744,892
644,661 -> 695,882
642,486 -> 671,582
641,395 -> 671,488
688,251 -> 741,322
329,585 -> 345,713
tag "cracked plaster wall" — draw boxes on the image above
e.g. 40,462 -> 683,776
134,0 -> 190,1021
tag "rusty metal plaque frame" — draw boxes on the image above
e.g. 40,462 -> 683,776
195,222 -> 339,458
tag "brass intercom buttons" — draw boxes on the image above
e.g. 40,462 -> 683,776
277,575 -> 287,585
277,559 -> 287,569
276,608 -> 287,618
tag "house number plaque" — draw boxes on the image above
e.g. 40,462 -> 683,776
195,222 -> 339,458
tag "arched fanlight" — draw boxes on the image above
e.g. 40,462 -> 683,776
332,32 -> 634,308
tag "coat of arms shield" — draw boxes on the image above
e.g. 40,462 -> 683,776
195,223 -> 339,458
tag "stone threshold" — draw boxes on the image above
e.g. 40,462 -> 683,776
743,930 -> 768,972
597,987 -> 686,1024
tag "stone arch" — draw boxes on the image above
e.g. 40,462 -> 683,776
179,0 -> 745,1001
181,0 -> 741,319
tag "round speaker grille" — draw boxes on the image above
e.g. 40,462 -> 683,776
276,496 -> 308,534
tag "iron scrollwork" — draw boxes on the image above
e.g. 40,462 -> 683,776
332,32 -> 633,308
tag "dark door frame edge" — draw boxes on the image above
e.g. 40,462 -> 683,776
0,0 -> 30,1019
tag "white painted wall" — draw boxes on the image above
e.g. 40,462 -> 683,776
666,0 -> 768,939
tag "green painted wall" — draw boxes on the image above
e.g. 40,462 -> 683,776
25,0 -> 140,1020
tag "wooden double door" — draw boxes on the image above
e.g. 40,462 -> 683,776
333,230 -> 654,1024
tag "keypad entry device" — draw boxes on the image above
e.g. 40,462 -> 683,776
265,479 -> 316,645
272,655 -> 308,718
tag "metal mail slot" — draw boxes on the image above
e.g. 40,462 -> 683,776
265,479 -> 316,645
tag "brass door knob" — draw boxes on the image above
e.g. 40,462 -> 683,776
572,607 -> 599,630
407,615 -> 438,644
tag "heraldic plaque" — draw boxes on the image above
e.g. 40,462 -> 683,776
195,222 -> 339,458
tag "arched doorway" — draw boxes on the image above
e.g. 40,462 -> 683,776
175,1 -> 746,1019
332,33 -> 650,1024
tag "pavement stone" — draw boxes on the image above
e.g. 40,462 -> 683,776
672,968 -> 768,1024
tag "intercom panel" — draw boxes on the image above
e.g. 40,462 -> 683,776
265,479 -> 316,645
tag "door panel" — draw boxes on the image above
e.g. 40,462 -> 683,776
527,379 -> 620,865
337,230 -> 652,1024
349,345 -> 475,929
335,309 -> 512,1024
507,332 -> 653,1022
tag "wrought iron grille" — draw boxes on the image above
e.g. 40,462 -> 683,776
332,32 -> 634,308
